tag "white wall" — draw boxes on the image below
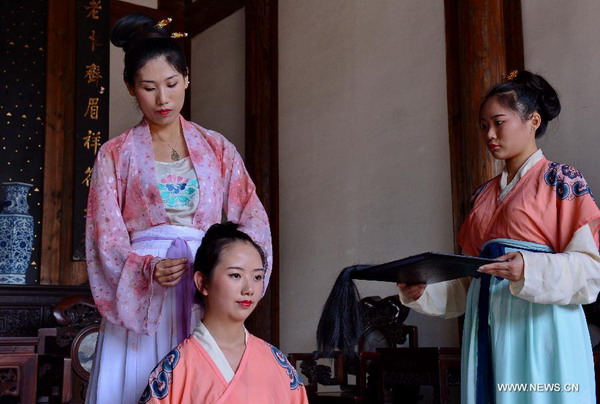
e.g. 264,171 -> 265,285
109,45 -> 142,138
522,0 -> 600,194
190,10 -> 246,153
109,0 -> 158,139
279,0 -> 455,353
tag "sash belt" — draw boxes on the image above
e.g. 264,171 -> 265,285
474,241 -> 551,403
132,236 -> 201,343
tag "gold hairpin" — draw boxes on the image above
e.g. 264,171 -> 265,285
506,70 -> 518,81
170,32 -> 188,39
154,17 -> 172,29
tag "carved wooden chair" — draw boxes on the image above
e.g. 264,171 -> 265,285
288,295 -> 418,403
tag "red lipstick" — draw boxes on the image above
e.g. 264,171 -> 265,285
238,300 -> 252,308
157,109 -> 171,116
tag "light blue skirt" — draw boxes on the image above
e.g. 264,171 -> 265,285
461,239 -> 595,403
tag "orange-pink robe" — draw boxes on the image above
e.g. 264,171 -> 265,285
138,334 -> 309,404
457,156 -> 600,403
459,157 -> 600,257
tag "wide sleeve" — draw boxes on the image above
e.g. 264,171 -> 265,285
221,142 -> 273,287
511,223 -> 600,305
86,147 -> 166,334
399,277 -> 472,319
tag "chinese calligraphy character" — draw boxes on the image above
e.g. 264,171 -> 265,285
85,0 -> 102,20
85,63 -> 102,86
82,166 -> 93,187
84,98 -> 99,120
83,130 -> 102,154
88,30 -> 102,52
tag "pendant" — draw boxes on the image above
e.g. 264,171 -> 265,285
171,149 -> 181,161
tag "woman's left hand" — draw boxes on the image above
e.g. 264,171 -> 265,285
477,251 -> 524,282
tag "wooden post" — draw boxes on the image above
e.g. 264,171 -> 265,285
41,0 -> 76,284
444,0 -> 523,250
444,0 -> 524,342
245,0 -> 279,344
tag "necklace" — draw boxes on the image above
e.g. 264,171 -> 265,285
153,129 -> 181,161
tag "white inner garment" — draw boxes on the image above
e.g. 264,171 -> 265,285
192,322 -> 248,383
498,149 -> 543,203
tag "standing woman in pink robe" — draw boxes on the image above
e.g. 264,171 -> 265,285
85,14 -> 272,403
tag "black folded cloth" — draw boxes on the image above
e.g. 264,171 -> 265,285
351,252 -> 498,284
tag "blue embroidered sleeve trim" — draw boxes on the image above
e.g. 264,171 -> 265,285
544,162 -> 594,200
265,342 -> 303,390
139,347 -> 181,403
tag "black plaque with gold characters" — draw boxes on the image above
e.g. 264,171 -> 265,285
0,0 -> 48,283
73,0 -> 110,260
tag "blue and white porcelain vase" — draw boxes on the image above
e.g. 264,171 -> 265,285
0,182 -> 34,284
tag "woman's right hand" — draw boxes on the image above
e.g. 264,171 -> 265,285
397,282 -> 426,301
153,258 -> 189,287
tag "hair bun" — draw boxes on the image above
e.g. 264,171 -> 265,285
110,13 -> 167,52
203,221 -> 241,241
483,70 -> 560,138
515,70 -> 561,122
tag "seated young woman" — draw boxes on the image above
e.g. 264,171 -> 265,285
138,222 -> 308,403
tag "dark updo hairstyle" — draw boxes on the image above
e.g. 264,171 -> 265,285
110,13 -> 187,86
194,222 -> 267,292
481,70 -> 561,138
